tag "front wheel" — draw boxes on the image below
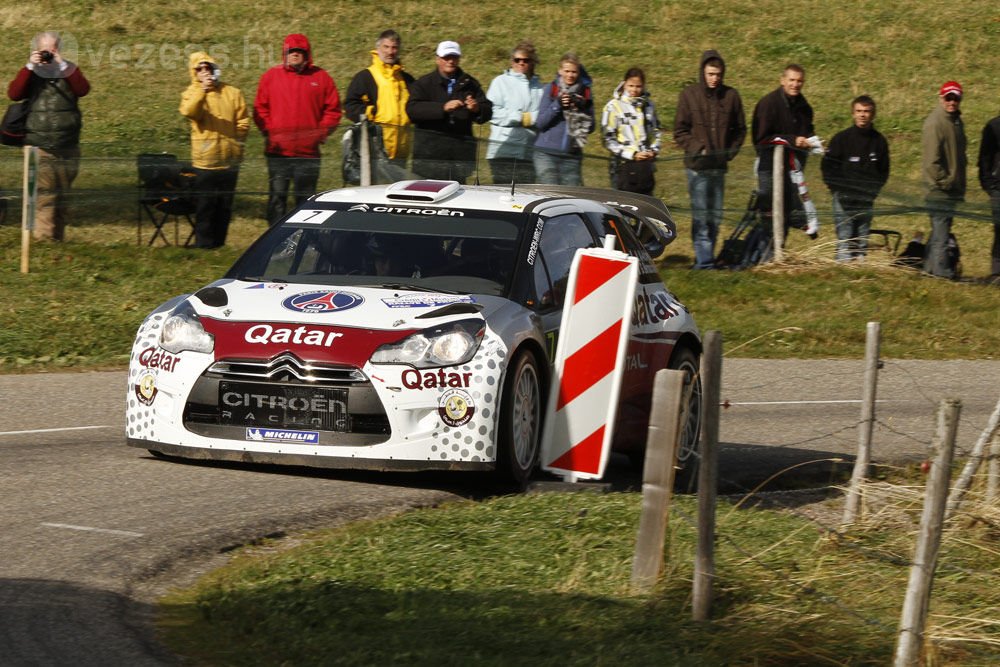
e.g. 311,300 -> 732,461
496,352 -> 542,488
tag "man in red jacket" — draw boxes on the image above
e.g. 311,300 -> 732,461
253,34 -> 341,225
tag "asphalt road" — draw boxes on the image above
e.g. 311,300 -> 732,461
1,360 -> 998,664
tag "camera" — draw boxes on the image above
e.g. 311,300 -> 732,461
39,50 -> 54,64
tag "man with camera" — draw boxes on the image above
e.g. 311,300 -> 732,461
406,41 -> 492,183
179,52 -> 248,249
6,31 -> 90,241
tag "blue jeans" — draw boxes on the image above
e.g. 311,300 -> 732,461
686,168 -> 725,268
832,193 -> 873,262
533,150 -> 582,186
924,197 -> 956,278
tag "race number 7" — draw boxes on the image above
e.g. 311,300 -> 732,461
286,209 -> 335,224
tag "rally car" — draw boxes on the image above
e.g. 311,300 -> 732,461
126,180 -> 702,484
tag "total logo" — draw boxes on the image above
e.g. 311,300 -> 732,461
282,291 -> 364,313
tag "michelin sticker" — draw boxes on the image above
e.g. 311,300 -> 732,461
381,294 -> 475,309
438,388 -> 475,427
246,428 -> 320,444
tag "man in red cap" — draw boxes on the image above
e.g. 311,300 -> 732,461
921,81 -> 966,278
254,34 -> 342,225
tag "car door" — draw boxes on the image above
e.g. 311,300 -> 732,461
528,212 -> 601,361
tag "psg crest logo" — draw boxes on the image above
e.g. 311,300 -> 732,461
282,291 -> 364,313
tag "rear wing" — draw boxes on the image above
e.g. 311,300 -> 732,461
518,184 -> 677,249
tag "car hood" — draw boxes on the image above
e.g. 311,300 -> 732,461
186,280 -> 491,367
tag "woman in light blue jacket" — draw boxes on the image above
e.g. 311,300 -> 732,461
486,41 -> 544,185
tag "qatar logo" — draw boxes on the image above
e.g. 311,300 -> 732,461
282,290 -> 364,313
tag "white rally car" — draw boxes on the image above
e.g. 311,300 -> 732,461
126,181 -> 701,484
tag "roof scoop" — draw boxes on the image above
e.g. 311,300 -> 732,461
385,180 -> 461,203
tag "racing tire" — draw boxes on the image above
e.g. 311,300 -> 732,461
496,352 -> 542,488
670,346 -> 703,492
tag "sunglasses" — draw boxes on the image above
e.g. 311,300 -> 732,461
943,94 -> 961,102
195,65 -> 213,72
512,57 -> 532,64
288,48 -> 307,55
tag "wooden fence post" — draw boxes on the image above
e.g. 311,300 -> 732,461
771,144 -> 785,263
842,321 -> 881,525
631,369 -> 685,593
988,431 -> 1000,504
894,398 -> 961,667
946,396 -> 1000,516
693,331 -> 722,621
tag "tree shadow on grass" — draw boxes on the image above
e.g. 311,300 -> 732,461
159,578 -> 895,666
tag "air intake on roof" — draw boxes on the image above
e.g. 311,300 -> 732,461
385,180 -> 461,202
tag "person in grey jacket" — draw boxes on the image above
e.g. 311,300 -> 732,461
673,50 -> 746,268
922,81 -> 967,279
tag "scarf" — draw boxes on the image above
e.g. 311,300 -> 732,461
559,80 -> 593,149
770,137 -> 819,237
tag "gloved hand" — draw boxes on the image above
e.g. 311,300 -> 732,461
806,135 -> 825,155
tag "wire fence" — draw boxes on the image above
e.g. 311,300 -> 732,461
662,343 -> 1000,662
2,132 -> 997,256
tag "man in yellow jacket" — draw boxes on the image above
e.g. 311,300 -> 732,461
180,51 -> 249,248
344,30 -> 413,169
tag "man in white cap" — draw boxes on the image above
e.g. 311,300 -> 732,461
922,80 -> 967,279
406,40 -> 492,182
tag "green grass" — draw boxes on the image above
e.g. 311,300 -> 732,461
158,486 -> 1000,665
3,2 -> 1000,370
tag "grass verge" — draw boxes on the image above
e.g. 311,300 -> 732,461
157,478 -> 1000,665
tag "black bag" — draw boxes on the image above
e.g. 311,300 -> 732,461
615,158 -> 655,195
1,100 -> 30,147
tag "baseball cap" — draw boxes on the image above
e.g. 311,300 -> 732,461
436,41 -> 462,58
939,81 -> 962,98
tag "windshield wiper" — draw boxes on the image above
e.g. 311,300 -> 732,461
362,283 -> 460,294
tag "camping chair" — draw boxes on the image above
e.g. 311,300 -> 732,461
137,153 -> 196,246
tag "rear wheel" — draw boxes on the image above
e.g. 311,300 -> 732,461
496,352 -> 542,488
669,347 -> 703,491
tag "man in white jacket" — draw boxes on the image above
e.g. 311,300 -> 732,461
486,41 -> 544,185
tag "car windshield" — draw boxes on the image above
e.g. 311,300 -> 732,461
226,208 -> 526,296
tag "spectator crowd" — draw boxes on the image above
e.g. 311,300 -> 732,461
5,30 -> 999,282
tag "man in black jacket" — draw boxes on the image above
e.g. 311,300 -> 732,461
406,41 -> 492,183
752,64 -> 814,236
673,50 -> 746,268
977,113 -> 1000,279
821,95 -> 890,262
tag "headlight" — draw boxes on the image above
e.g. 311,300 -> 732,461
371,318 -> 484,368
159,300 -> 215,354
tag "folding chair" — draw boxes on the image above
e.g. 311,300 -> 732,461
137,153 -> 196,246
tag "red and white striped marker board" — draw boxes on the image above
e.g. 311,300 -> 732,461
540,244 -> 638,481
